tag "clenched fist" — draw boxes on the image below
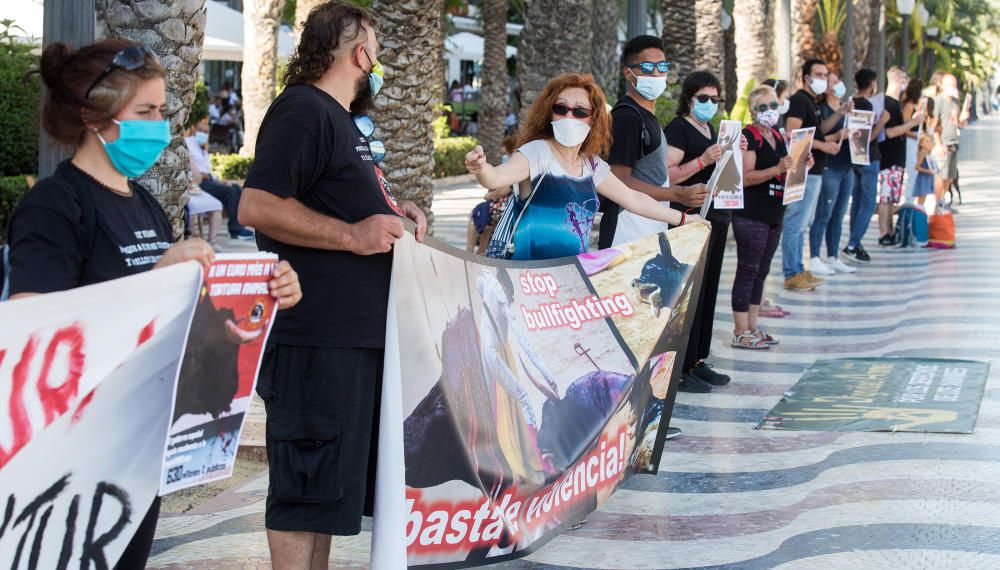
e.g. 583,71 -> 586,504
465,145 -> 487,174
350,214 -> 405,255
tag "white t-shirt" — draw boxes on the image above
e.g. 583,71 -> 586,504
516,139 -> 610,187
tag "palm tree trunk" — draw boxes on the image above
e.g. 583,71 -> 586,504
372,0 -> 444,226
694,0 -> 725,81
479,0 -> 509,163
98,0 -> 207,240
240,0 -> 284,158
661,0 -> 696,91
294,0 -> 326,42
734,0 -> 774,94
793,0 -> 819,84
851,0 -> 873,72
517,0 -> 593,123
591,0 -> 621,102
723,9 -> 737,107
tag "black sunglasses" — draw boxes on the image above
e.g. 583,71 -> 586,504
754,102 -> 781,112
694,94 -> 720,104
552,103 -> 592,119
626,61 -> 671,74
85,45 -> 159,99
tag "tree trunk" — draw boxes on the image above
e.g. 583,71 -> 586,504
864,0 -> 882,70
479,0 -> 508,163
99,0 -> 207,240
591,0 -> 621,102
372,0 -> 444,227
694,0 -> 725,83
294,0 -> 326,42
240,0 -> 284,157
734,0 -> 774,95
793,0 -> 819,84
851,0 -> 873,73
723,10 -> 737,107
517,0 -> 593,124
661,0 -> 696,92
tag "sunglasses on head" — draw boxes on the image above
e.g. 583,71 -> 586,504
85,45 -> 159,99
694,94 -> 720,104
353,114 -> 385,164
627,61 -> 671,74
552,103 -> 592,119
754,101 -> 781,112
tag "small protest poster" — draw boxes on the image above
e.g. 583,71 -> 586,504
783,127 -> 816,204
710,120 -> 744,210
160,253 -> 279,495
848,110 -> 875,166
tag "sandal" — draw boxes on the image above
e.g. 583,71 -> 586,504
754,328 -> 779,346
731,330 -> 770,350
760,299 -> 791,318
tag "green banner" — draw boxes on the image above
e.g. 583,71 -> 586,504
758,358 -> 990,433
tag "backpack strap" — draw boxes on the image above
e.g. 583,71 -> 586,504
611,101 -> 650,159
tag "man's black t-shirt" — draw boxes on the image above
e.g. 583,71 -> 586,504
736,126 -> 787,226
879,96 -> 906,170
664,116 -> 728,222
245,84 -> 402,348
8,160 -> 173,295
786,89 -> 827,174
599,96 -> 665,248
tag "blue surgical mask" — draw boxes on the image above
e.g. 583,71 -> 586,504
629,70 -> 667,101
194,131 -> 209,146
833,81 -> 847,98
96,119 -> 171,178
363,48 -> 385,97
692,100 -> 718,122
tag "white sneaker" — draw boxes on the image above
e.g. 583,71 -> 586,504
809,257 -> 836,276
827,257 -> 857,273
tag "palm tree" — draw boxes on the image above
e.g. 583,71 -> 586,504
851,0 -> 873,72
371,0 -> 444,224
661,0 -> 696,89
517,0 -> 593,122
294,0 -> 326,42
694,0 -> 725,84
793,0 -> 819,81
734,0 -> 774,95
591,0 -> 621,102
97,0 -> 207,239
240,0 -> 284,157
479,0 -> 509,163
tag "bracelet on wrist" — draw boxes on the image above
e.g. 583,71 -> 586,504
680,212 -> 687,225
696,158 -> 704,170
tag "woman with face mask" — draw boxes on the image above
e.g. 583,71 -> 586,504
5,39 -> 303,568
731,85 -> 809,349
464,73 -> 706,262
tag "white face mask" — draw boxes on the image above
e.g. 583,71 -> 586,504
833,81 -> 847,98
809,77 -> 828,95
757,109 -> 780,129
551,118 -> 591,147
777,99 -> 790,115
630,71 -> 668,100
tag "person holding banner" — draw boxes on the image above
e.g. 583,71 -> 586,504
662,71 -> 744,392
842,69 -> 888,264
464,72 -> 706,262
4,39 -> 303,568
731,85 -> 810,349
236,4 -> 427,568
782,58 -> 848,291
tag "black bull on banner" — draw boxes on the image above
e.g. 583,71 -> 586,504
373,224 -> 710,568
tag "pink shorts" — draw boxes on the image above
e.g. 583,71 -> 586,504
878,166 -> 905,204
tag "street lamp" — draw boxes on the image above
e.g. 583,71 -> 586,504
897,0 -> 915,72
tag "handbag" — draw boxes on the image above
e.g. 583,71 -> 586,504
484,168 -> 549,259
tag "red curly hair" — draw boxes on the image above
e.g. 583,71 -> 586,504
516,73 -> 611,159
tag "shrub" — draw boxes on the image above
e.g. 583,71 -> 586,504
434,136 -> 478,179
0,175 -> 29,243
0,21 -> 40,177
185,80 -> 209,129
210,153 -> 254,180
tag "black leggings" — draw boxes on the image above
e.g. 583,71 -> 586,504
682,218 -> 730,371
731,216 -> 781,312
114,496 -> 160,569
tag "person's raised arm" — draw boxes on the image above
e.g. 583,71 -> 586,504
596,172 -> 706,226
886,109 -> 925,139
465,146 -> 531,196
610,164 -> 709,206
820,99 -> 853,133
872,110 -> 890,139
742,149 -> 793,187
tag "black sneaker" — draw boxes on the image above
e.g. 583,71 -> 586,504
841,246 -> 870,264
878,234 -> 897,247
678,372 -> 713,393
664,427 -> 682,440
691,361 -> 731,386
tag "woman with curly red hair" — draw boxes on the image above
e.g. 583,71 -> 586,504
466,73 -> 706,260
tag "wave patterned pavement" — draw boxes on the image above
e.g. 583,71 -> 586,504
149,116 -> 1000,569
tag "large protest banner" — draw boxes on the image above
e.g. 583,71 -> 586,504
0,264 -> 202,568
161,254 -> 279,494
373,224 -> 709,568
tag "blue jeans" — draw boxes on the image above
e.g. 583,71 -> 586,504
848,160 -> 880,248
781,173 -> 823,278
810,166 -> 854,258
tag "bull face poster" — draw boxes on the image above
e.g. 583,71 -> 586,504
784,127 -> 816,205
373,224 -> 709,568
710,119 -> 745,210
847,110 -> 875,166
160,254 -> 279,495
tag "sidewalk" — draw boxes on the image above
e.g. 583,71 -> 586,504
153,116 -> 1000,568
